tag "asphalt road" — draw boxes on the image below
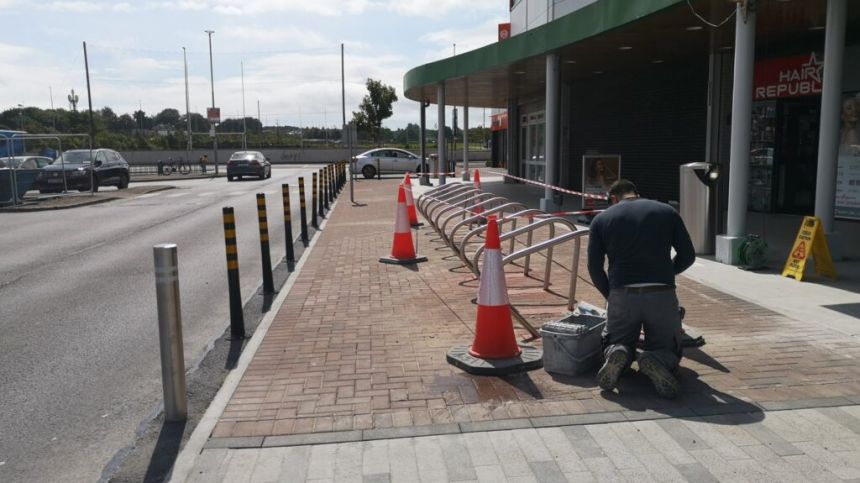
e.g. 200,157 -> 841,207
0,165 -> 324,482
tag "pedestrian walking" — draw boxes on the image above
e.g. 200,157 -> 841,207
587,179 -> 695,399
199,154 -> 208,174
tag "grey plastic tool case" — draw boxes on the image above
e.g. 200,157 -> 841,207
540,302 -> 606,376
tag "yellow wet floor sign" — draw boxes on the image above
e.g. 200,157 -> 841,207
782,216 -> 837,281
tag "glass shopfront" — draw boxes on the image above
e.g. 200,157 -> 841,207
520,110 -> 545,182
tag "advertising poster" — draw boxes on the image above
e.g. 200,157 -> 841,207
582,155 -> 621,209
837,92 -> 860,220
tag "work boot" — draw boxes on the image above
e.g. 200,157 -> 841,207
597,350 -> 627,392
637,354 -> 681,399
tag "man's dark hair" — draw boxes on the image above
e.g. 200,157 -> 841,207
608,179 -> 638,199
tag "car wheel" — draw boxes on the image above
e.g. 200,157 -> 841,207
237,175 -> 242,180
266,168 -> 272,179
362,165 -> 376,179
117,173 -> 129,189
227,175 -> 234,181
91,176 -> 100,192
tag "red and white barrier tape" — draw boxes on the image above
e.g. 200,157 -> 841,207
501,173 -> 608,200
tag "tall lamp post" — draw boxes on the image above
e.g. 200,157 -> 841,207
205,30 -> 219,174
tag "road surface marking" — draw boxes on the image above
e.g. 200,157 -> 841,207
197,192 -> 216,197
135,192 -> 162,199
166,192 -> 189,198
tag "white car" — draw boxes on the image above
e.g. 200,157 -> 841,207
352,148 -> 424,179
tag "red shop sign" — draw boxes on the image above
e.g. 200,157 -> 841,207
490,112 -> 508,131
754,53 -> 823,100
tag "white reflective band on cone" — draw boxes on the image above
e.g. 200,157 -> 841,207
395,203 -> 410,233
404,184 -> 415,207
478,249 -> 509,306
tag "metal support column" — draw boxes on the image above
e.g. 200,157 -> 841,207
814,0 -> 846,259
541,52 -> 560,212
420,101 -> 430,185
716,3 -> 756,265
462,98 -> 470,181
437,83 -> 447,186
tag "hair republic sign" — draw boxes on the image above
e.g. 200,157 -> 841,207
753,53 -> 823,100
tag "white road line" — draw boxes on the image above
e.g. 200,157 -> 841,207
227,191 -> 244,196
197,192 -> 216,197
166,192 -> 189,198
135,192 -> 162,199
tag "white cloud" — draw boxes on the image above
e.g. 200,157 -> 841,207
221,26 -> 329,49
419,16 -> 506,61
383,0 -> 500,18
42,1 -> 102,12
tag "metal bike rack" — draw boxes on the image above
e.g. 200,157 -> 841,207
425,189 -> 484,224
503,229 -> 589,311
447,202 -> 529,253
472,217 -> 578,286
417,183 -> 473,216
439,197 -> 510,247
431,193 -> 498,232
457,208 -> 545,270
424,187 -> 482,218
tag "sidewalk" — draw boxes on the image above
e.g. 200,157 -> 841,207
171,173 -> 860,482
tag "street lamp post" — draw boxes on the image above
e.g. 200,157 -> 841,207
17,104 -> 24,131
205,30 -> 219,174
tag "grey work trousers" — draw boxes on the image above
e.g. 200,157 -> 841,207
602,288 -> 683,372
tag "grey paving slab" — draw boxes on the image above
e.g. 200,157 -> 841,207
673,462 -> 718,483
770,410 -> 855,450
279,446 -> 311,483
560,425 -> 606,459
363,424 -> 460,441
204,436 -> 264,449
619,467 -> 658,483
263,430 -> 363,448
741,444 -> 808,483
460,418 -> 532,433
817,407 -> 860,435
632,420 -> 697,465
220,449 -> 259,483
783,454 -> 843,483
438,433 -> 478,481
634,452 -> 686,483
186,448 -> 229,483
512,428 -> 554,462
535,427 -> 588,474
688,449 -> 742,482
621,407 -> 695,421
474,465 -> 507,483
248,447 -> 288,483
362,440 -> 389,476
306,443 -> 337,480
794,441 -> 860,480
797,408 -> 859,439
488,429 -> 533,478
585,424 -> 643,470
414,436 -> 448,483
655,419 -> 710,451
680,418 -> 752,460
737,421 -> 804,456
581,456 -> 626,483
530,411 -> 626,428
361,474 -> 390,483
528,461 -> 567,483
388,437 -> 419,482
463,431 -> 501,468
760,397 -> 854,411
333,442 -> 364,482
562,471 -> 596,482
609,421 -> 660,456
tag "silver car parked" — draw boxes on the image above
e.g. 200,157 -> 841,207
351,148 -> 424,179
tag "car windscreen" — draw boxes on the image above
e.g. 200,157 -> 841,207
53,151 -> 93,164
230,154 -> 255,160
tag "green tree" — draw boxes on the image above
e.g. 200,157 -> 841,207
352,78 -> 397,145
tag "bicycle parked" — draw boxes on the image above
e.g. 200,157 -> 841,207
159,156 -> 192,175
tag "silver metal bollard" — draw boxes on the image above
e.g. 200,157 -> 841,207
153,243 -> 188,422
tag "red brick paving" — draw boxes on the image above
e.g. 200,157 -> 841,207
212,178 -> 860,438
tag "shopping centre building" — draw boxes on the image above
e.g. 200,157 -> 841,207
403,0 -> 860,263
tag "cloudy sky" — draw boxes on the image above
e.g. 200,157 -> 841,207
0,0 -> 508,129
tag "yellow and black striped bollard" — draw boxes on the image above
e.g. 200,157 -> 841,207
312,172 -> 320,226
281,184 -> 295,264
298,177 -> 309,243
256,193 -> 275,294
328,165 -> 335,202
323,166 -> 331,211
222,207 -> 246,339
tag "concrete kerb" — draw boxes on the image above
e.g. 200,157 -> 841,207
167,193 -> 339,483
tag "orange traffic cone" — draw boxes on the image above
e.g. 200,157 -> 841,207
379,184 -> 428,265
471,169 -> 484,217
446,215 -> 542,374
402,173 -> 422,227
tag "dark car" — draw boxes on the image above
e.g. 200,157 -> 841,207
227,151 -> 271,181
0,156 -> 53,169
35,149 -> 130,193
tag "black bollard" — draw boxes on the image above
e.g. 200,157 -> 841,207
256,193 -> 275,294
222,207 -> 245,339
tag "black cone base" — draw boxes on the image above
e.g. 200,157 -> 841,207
379,255 -> 428,265
446,345 -> 543,375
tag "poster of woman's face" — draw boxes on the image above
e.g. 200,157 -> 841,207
583,156 -> 620,192
841,94 -> 860,152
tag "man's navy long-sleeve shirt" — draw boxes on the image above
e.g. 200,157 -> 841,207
587,198 -> 696,299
